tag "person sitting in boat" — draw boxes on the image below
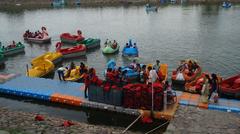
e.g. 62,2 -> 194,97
191,61 -> 199,73
77,30 -> 82,36
104,39 -> 109,47
7,41 -> 16,49
177,60 -> 187,72
133,43 -> 137,48
130,59 -> 137,69
35,31 -> 41,39
188,60 -> 193,73
33,32 -> 38,38
41,26 -> 49,38
24,30 -> 30,38
126,43 -> 130,48
111,40 -> 117,49
176,69 -> 185,81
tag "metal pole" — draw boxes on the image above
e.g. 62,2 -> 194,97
152,80 -> 154,112
26,64 -> 29,76
164,90 -> 167,111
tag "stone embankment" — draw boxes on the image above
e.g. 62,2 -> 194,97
0,107 -> 140,134
165,106 -> 240,134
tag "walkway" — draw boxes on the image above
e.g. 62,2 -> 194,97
165,105 -> 240,134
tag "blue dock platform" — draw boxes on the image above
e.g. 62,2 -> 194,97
0,75 -> 239,120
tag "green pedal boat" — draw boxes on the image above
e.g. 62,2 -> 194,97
0,42 -> 25,56
0,54 -> 5,65
80,38 -> 101,50
102,41 -> 120,54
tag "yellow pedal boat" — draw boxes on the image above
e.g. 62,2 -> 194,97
31,52 -> 63,65
27,60 -> 55,78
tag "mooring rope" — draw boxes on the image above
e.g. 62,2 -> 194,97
121,114 -> 142,134
145,121 -> 170,134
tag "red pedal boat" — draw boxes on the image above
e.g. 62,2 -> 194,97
57,43 -> 86,58
220,74 -> 240,99
60,30 -> 85,44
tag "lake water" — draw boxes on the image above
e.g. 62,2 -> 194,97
0,5 -> 240,78
0,4 -> 240,133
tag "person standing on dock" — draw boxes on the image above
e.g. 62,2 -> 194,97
208,73 -> 219,102
201,74 -> 211,103
84,69 -> 91,98
147,66 -> 159,85
57,66 -> 66,81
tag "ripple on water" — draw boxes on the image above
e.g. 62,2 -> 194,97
0,5 -> 239,78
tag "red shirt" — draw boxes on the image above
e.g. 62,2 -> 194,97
84,74 -> 90,86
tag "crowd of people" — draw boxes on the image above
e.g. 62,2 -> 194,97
105,59 -> 166,86
57,62 -> 98,98
104,59 -> 176,104
23,27 -> 49,39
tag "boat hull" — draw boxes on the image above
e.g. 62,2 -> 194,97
3,47 -> 25,56
122,47 -> 139,57
102,44 -> 120,54
24,37 -> 51,44
63,51 -> 86,58
220,74 -> 240,99
80,38 -> 101,50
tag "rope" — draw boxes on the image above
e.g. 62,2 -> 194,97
145,121 -> 170,134
121,114 -> 142,134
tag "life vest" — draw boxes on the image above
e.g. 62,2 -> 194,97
106,71 -> 115,81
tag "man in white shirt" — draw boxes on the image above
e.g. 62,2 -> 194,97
57,66 -> 66,81
148,66 -> 159,84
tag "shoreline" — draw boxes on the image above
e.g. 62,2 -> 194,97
165,106 -> 240,134
0,107 -> 139,134
0,0 -> 240,7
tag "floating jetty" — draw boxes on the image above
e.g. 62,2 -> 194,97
0,75 -> 178,120
0,75 -> 239,121
178,92 -> 240,113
